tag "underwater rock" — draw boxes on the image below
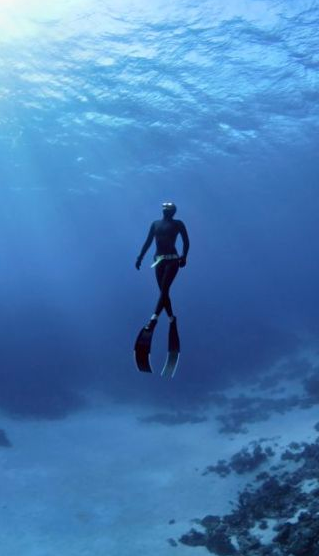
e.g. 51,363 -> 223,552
218,417 -> 249,434
274,512 -> 319,555
203,443 -> 274,477
230,445 -> 274,474
217,395 -> 301,434
256,471 -> 270,481
205,531 -> 238,555
289,441 -> 302,450
179,528 -> 206,547
179,519 -> 238,555
281,439 -> 319,466
180,435 -> 319,555
201,515 -> 221,529
237,477 -> 301,520
0,429 -> 12,447
303,375 -> 319,401
236,532 -> 261,552
167,537 -> 178,547
203,459 -> 231,477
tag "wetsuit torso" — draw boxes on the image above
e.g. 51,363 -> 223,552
139,218 -> 189,259
152,219 -> 182,255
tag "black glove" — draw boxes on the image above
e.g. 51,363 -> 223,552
179,256 -> 186,268
135,256 -> 142,270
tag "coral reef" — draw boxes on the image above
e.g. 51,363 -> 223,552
203,443 -> 275,477
179,434 -> 319,556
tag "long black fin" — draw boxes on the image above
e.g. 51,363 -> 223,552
134,318 -> 180,377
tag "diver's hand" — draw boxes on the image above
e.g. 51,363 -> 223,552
179,256 -> 186,268
135,257 -> 142,270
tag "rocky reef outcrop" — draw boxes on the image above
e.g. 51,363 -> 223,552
179,432 -> 319,556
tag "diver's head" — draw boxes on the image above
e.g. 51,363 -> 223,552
162,201 -> 177,219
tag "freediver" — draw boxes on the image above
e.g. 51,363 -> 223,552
135,202 -> 190,330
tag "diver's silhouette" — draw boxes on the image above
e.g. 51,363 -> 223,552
136,202 -> 190,330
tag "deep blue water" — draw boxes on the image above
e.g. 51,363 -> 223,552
0,0 -> 319,418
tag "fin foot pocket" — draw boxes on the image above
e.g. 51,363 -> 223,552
134,319 -> 180,377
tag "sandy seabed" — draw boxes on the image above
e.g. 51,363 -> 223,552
0,369 -> 318,556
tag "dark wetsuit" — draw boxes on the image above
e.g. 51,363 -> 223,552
137,217 -> 190,317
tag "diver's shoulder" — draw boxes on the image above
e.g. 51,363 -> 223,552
175,219 -> 186,227
152,219 -> 162,229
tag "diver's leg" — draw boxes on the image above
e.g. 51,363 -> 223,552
145,261 -> 179,329
152,261 -> 166,317
163,261 -> 179,317
144,261 -> 166,329
155,261 -> 179,317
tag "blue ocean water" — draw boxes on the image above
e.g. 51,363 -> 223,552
0,1 -> 319,554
